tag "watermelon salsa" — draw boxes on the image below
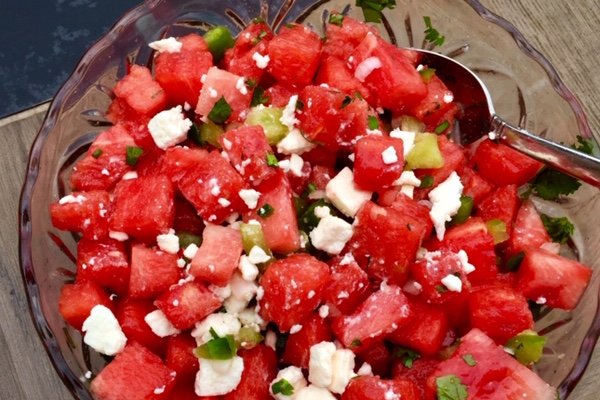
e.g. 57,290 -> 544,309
48,10 -> 594,400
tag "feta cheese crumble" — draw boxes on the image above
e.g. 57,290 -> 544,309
191,313 -> 241,345
248,245 -> 271,264
319,305 -> 330,319
295,385 -> 336,400
156,229 -> 179,254
277,129 -> 316,155
329,349 -> 356,394
81,305 -> 127,356
381,146 -> 399,164
428,171 -> 463,240
144,309 -> 181,337
290,324 -> 303,334
390,129 -> 416,157
289,154 -> 304,177
270,366 -> 308,400
441,274 -> 463,293
58,194 -> 86,205
148,37 -> 182,53
238,255 -> 259,281
109,231 -> 129,242
183,243 -> 199,259
280,95 -> 300,130
239,188 -> 261,209
252,52 -> 270,69
309,342 -> 336,388
147,105 -> 192,150
195,356 -> 244,396
235,77 -> 248,95
309,215 -> 353,255
394,171 -> 421,187
122,171 -> 138,180
354,56 -> 382,82
325,167 -> 372,217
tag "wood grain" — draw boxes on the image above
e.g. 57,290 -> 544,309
1,1 -> 599,399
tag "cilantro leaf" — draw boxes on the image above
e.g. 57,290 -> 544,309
329,13 -> 344,26
251,85 -> 269,107
367,115 -> 379,130
258,203 -> 274,218
125,146 -> 144,166
266,153 -> 279,167
355,0 -> 396,23
532,169 -> 581,201
394,347 -> 420,368
436,375 -> 468,400
208,96 -> 232,124
572,135 -> 594,155
271,379 -> 294,395
462,354 -> 477,367
424,16 -> 446,47
540,214 -> 574,244
92,149 -> 103,159
505,330 -> 546,365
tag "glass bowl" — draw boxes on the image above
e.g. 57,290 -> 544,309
19,0 -> 600,398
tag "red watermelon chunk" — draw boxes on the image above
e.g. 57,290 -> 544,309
113,65 -> 167,116
219,125 -> 276,185
507,200 -> 551,256
267,24 -> 322,86
222,345 -> 277,400
129,245 -> 180,299
165,334 -> 199,383
106,98 -> 158,152
173,197 -> 205,236
109,174 -> 175,242
178,150 -> 245,224
195,66 -> 252,123
91,342 -> 176,400
297,85 -> 346,150
70,124 -> 136,191
472,139 -> 543,186
332,284 -> 411,349
516,248 -> 592,310
155,281 -> 222,330
316,56 -> 371,101
223,21 -> 273,81
476,184 -> 520,232
50,190 -> 110,239
264,84 -> 298,107
116,298 -> 166,356
337,97 -> 377,149
76,238 -> 129,295
425,328 -> 557,400
388,192 -> 434,241
323,14 -> 379,61
58,280 -> 113,331
349,201 -> 422,285
388,300 -> 449,356
259,253 -> 330,332
392,358 -> 440,399
354,340 -> 393,377
341,376 -> 420,400
322,255 -> 370,317
459,166 -> 494,205
247,171 -> 300,254
282,312 -> 334,369
410,75 -> 455,121
354,135 -> 404,191
414,135 -> 466,197
161,146 -> 209,184
154,33 -> 213,108
468,286 -> 533,344
189,224 -> 243,286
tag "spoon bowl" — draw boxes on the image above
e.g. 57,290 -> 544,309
414,48 -> 600,188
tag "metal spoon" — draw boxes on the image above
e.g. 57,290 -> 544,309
414,48 -> 600,188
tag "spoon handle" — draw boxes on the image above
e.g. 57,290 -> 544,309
491,115 -> 600,188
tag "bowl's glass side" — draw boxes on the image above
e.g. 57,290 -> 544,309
19,0 -> 599,399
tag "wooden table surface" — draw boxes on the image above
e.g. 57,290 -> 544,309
1,1 -> 599,398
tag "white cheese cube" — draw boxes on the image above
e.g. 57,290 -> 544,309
191,313 -> 241,345
270,366 -> 308,400
309,216 -> 353,255
381,146 -> 399,165
277,129 -> 316,155
441,274 -> 463,293
280,95 -> 300,130
238,255 -> 259,281
389,129 -> 416,157
144,309 -> 180,338
428,171 -> 463,240
295,385 -> 336,400
308,341 -> 336,388
148,37 -> 182,53
147,105 -> 193,150
195,356 -> 244,396
239,189 -> 261,209
325,167 -> 372,217
156,229 -> 180,254
81,305 -> 127,356
248,245 -> 271,264
328,349 -> 356,394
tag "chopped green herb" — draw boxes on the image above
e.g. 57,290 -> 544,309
424,16 -> 446,47
258,203 -> 275,218
203,26 -> 235,62
296,99 -> 305,110
188,123 -> 202,145
572,135 -> 594,155
208,96 -> 233,124
540,214 -> 574,244
251,30 -> 268,45
505,330 -> 546,365
245,79 -> 257,89
271,379 -> 294,396
125,146 -> 144,166
532,169 -> 581,201
176,232 -> 202,250
251,85 -> 269,107
435,285 -> 448,293
419,67 -> 436,83
266,153 -> 279,167
506,252 -> 525,272
307,182 -> 317,193
329,13 -> 345,26
341,96 -> 353,109
367,115 -> 379,130
91,149 -> 103,159
451,196 -> 473,225
420,175 -> 434,188
436,374 -> 468,400
395,347 -> 420,368
209,327 -> 219,339
434,120 -> 450,134
195,332 -> 237,360
355,0 -> 397,23
351,338 -> 362,347
285,23 -> 296,29
462,354 -> 477,367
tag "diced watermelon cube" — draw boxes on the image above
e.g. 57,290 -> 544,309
219,125 -> 276,186
267,24 -> 323,86
223,21 -> 273,81
476,184 -> 520,232
264,84 -> 298,107
468,285 -> 533,344
323,14 -> 379,61
113,65 -> 168,116
297,85 -> 346,150
70,124 -> 136,191
353,135 -> 405,191
109,174 -> 175,242
341,376 -> 420,400
178,150 -> 245,224
195,66 -> 252,122
410,75 -> 457,134
316,56 -> 371,101
247,171 -> 300,254
154,281 -> 221,330
516,248 -> 592,310
322,255 -> 370,317
387,192 -> 434,241
58,280 -> 113,331
173,197 -> 205,236
353,340 -> 393,377
155,33 -> 213,107
336,97 -> 376,149
50,190 -> 110,239
392,358 -> 440,399
471,139 -> 543,186
165,334 -> 200,383
189,224 -> 243,286
459,166 -> 494,205
259,253 -> 330,332
161,146 -> 209,184
388,300 -> 449,356
507,201 -> 551,256
222,345 -> 277,400
282,313 -> 333,369
332,284 -> 411,349
106,98 -> 158,152
116,298 -> 166,356
425,329 -> 557,399
129,245 -> 180,299
76,238 -> 130,295
414,135 -> 466,197
90,342 -> 176,400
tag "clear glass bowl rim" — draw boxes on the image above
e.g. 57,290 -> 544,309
17,0 -> 599,399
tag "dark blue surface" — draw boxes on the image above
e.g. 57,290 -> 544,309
1,0 -> 141,118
